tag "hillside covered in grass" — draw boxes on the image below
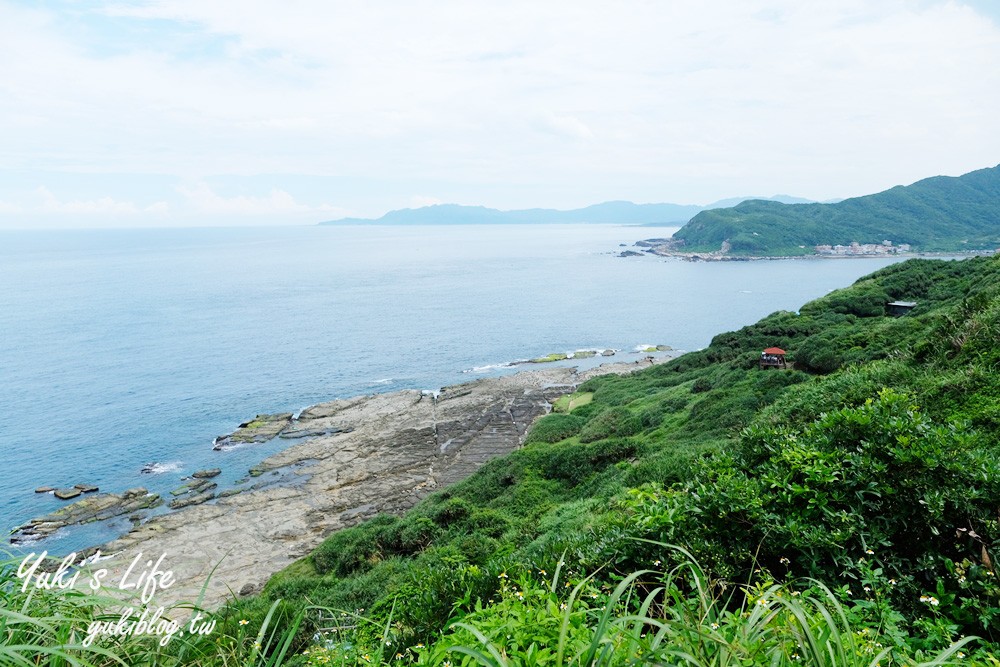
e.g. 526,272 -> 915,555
5,256 -> 1000,666
220,254 -> 999,664
672,164 -> 1000,255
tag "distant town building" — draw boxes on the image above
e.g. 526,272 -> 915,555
815,241 -> 911,256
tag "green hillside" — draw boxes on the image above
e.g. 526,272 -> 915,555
672,164 -> 1000,255
232,255 -> 999,664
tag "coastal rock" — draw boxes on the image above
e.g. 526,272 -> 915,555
168,487 -> 216,510
527,352 -> 569,364
618,250 -> 644,257
74,484 -> 99,493
54,488 -> 82,500
190,479 -> 216,493
34,486 -> 54,493
171,480 -> 202,496
601,349 -> 616,356
634,238 -> 672,247
97,361 -> 674,610
279,425 -> 354,439
191,468 -> 221,479
297,396 -> 367,420
239,583 -> 259,597
10,488 -> 161,543
213,413 -> 293,450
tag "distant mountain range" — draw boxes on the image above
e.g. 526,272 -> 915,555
319,195 -> 816,226
672,164 -> 1000,255
321,166 -> 1000,256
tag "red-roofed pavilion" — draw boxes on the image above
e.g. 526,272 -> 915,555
760,347 -> 787,369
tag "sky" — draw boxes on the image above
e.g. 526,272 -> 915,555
1,0 -> 1000,228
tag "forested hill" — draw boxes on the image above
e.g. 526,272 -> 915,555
672,164 -> 1000,255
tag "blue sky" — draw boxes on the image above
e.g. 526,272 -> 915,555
2,0 -> 999,228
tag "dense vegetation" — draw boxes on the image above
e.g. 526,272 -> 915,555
5,255 -> 1000,665
672,164 -> 1000,255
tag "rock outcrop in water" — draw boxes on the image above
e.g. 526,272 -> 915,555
213,413 -> 293,449
11,488 -> 161,544
168,478 -> 219,509
90,362 -> 669,609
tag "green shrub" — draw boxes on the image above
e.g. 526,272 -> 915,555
587,436 -> 638,467
578,406 -> 642,442
428,497 -> 474,527
691,376 -> 713,393
462,508 -> 512,538
311,514 -> 401,576
541,441 -> 597,482
714,390 -> 1000,636
524,413 -> 585,444
395,516 -> 440,554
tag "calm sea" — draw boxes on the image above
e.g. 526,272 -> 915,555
0,224 -> 907,554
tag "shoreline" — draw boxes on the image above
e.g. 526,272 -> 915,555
623,239 -> 996,262
61,356 -> 673,610
9,347 -> 673,552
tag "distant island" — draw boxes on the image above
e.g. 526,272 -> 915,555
667,163 -> 1000,256
318,195 -> 813,226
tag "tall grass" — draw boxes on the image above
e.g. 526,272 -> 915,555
421,546 -> 980,667
0,547 -> 987,666
0,553 -> 304,667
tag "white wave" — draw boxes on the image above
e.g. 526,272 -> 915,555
140,461 -> 183,475
370,378 -> 393,385
11,525 -> 69,547
463,361 -> 515,373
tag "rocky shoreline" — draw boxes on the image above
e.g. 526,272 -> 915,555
35,357 -> 670,609
619,237 -> 997,262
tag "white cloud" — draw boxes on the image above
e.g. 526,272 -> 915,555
0,0 -> 998,221
176,182 -> 347,217
0,200 -> 22,213
409,195 -> 444,208
538,113 -> 594,140
36,186 -> 139,214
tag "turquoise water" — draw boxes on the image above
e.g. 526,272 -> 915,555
0,225 -> 907,554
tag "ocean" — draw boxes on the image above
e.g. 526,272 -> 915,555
0,224 -> 908,554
